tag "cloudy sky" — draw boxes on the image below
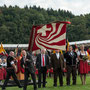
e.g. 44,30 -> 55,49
0,0 -> 90,15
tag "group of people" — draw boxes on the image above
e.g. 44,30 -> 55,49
0,44 -> 90,90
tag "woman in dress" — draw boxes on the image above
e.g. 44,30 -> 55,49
77,45 -> 88,85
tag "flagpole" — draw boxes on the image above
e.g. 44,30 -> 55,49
28,21 -> 35,53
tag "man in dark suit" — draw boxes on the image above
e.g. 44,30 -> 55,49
64,45 -> 77,85
36,49 -> 49,88
21,50 -> 37,90
51,50 -> 65,87
2,51 -> 22,90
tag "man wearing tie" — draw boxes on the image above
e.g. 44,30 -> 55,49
36,49 -> 49,88
51,50 -> 65,87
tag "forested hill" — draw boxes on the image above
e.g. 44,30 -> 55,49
0,5 -> 90,44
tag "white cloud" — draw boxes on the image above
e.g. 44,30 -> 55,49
0,0 -> 90,15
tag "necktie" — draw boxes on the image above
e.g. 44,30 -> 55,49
42,55 -> 45,66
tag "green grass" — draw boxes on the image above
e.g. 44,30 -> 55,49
2,75 -> 90,90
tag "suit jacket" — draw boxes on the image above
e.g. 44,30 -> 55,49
64,51 -> 77,66
51,53 -> 65,70
21,52 -> 35,73
36,54 -> 49,70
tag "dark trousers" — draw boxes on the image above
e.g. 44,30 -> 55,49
2,69 -> 21,89
66,65 -> 77,85
38,67 -> 47,88
53,68 -> 63,86
23,69 -> 37,90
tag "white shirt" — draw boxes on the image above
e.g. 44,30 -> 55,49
77,51 -> 88,56
10,61 -> 14,65
56,53 -> 60,59
2,63 -> 7,67
70,51 -> 73,55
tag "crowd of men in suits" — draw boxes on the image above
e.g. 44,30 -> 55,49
1,45 -> 89,90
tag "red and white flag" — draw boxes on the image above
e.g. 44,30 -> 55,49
28,21 -> 71,51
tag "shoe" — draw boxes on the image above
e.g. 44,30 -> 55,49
23,87 -> 26,90
19,85 -> 22,88
2,88 -> 5,90
60,84 -> 63,86
73,83 -> 76,85
34,86 -> 37,90
43,86 -> 46,88
53,84 -> 57,87
67,84 -> 70,86
38,86 -> 41,88
34,88 -> 37,90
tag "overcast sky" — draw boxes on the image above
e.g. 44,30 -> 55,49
0,0 -> 90,15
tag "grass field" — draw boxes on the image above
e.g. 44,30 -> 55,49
1,75 -> 90,90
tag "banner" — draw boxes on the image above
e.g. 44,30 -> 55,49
28,21 -> 71,51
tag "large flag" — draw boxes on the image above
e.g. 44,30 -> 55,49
28,21 -> 71,51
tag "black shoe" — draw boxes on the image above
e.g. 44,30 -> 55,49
43,86 -> 46,88
60,84 -> 63,86
38,86 -> 41,88
23,87 -> 26,90
53,84 -> 57,87
19,85 -> 22,88
67,84 -> 70,86
43,84 -> 46,88
34,88 -> 37,90
73,83 -> 76,85
2,88 -> 5,90
34,86 -> 37,90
